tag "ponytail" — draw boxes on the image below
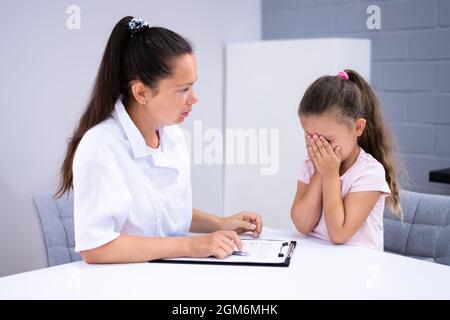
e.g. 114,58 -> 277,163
345,69 -> 402,217
56,16 -> 192,197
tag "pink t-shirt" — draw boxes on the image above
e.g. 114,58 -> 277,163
297,148 -> 391,251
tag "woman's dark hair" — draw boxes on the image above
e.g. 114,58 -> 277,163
298,69 -> 402,217
56,16 -> 192,197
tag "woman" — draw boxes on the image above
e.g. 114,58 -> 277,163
56,16 -> 262,263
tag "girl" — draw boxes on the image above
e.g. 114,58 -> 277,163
56,16 -> 262,263
291,69 -> 402,251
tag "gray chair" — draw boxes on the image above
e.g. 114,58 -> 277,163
32,193 -> 81,267
384,190 -> 450,266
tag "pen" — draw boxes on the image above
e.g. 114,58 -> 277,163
232,250 -> 249,256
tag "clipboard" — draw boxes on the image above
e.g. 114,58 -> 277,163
151,239 -> 297,267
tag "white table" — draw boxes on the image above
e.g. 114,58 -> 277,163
1,227 -> 449,299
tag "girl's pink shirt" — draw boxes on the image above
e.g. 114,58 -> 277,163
297,148 -> 391,251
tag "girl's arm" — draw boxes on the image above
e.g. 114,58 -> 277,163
291,172 -> 323,234
291,132 -> 323,234
322,174 -> 381,244
309,135 -> 382,244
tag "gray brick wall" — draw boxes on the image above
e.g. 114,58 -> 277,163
263,0 -> 450,195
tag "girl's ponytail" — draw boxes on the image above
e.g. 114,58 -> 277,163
345,69 -> 402,217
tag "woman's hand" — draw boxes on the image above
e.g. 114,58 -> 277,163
220,211 -> 262,238
309,135 -> 342,178
187,231 -> 243,259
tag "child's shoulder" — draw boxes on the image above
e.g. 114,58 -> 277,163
353,148 -> 386,176
345,148 -> 391,195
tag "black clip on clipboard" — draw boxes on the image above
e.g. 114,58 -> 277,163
151,239 -> 297,268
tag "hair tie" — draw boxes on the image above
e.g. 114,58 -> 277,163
337,71 -> 349,81
127,17 -> 150,35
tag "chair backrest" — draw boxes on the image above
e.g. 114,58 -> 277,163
32,193 -> 81,267
384,190 -> 450,266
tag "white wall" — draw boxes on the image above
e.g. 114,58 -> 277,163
0,0 -> 260,277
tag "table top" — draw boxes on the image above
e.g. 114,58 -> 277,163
1,227 -> 449,299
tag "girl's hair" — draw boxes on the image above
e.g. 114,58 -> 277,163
298,69 -> 402,217
55,16 -> 192,197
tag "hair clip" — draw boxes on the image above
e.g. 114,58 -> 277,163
127,17 -> 150,35
337,71 -> 349,81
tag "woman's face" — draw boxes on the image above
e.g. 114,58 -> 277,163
147,53 -> 198,125
300,110 -> 364,162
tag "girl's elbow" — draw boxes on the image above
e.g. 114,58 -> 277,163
291,212 -> 313,235
328,232 -> 350,245
294,223 -> 313,235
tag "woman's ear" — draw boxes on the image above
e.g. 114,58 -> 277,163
355,118 -> 367,137
130,81 -> 151,105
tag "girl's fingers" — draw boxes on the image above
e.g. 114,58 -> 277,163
311,139 -> 320,157
309,145 -> 318,162
316,136 -> 330,156
313,135 -> 325,157
320,136 -> 333,154
309,146 -> 316,158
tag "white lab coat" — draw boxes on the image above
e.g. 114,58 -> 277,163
73,99 -> 192,252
